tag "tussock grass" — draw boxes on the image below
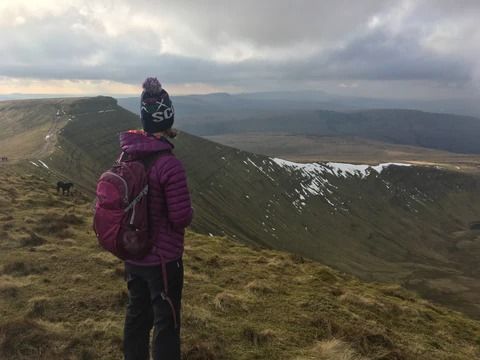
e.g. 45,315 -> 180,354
0,319 -> 53,359
183,342 -> 225,360
27,296 -> 50,318
32,211 -> 83,238
0,167 -> 479,359
315,267 -> 340,283
19,232 -> 46,247
205,255 -> 222,268
339,292 -> 378,309
0,283 -> 18,299
184,269 -> 210,283
379,285 -> 417,302
0,275 -> 31,288
113,290 -> 129,309
213,291 -> 248,312
0,318 -> 94,360
242,327 -> 276,346
2,261 -> 47,277
90,252 -> 121,266
23,216 -> 36,224
289,253 -> 306,264
310,316 -> 342,339
102,266 -> 125,279
61,238 -> 77,246
295,339 -> 366,360
2,222 -> 14,231
61,213 -> 85,225
72,274 -> 85,283
0,199 -> 12,209
245,280 -> 274,294
0,231 -> 11,243
34,226 -> 73,239
184,304 -> 213,328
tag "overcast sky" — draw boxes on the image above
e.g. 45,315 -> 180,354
1,0 -> 479,98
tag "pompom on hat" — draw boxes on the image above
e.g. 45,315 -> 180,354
140,77 -> 175,133
142,77 -> 163,94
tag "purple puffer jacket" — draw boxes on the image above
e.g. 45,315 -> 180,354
120,130 -> 193,265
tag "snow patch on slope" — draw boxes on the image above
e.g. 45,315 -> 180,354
38,160 -> 49,169
270,158 -> 411,210
327,162 -> 411,177
247,157 -> 276,181
273,158 -> 411,178
240,156 -> 413,214
270,158 -> 337,209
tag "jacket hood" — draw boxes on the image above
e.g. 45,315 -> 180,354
119,130 -> 174,159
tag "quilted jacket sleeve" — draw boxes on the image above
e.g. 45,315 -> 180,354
159,156 -> 193,228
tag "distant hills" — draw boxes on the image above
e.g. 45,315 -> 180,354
198,108 -> 480,154
119,91 -> 480,155
2,96 -> 480,319
118,89 -> 480,119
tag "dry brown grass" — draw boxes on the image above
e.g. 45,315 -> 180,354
339,292 -> 378,309
0,199 -> 12,209
19,232 -> 47,247
242,326 -> 276,346
0,282 -> 19,299
0,319 -> 53,359
245,280 -> 274,294
183,304 -> 213,328
295,339 -> 366,360
90,252 -> 121,266
27,296 -> 50,318
213,291 -> 248,312
183,342 -> 225,360
0,318 -> 95,360
2,261 -> 47,277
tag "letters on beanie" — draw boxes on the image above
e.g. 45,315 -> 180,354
140,77 -> 175,133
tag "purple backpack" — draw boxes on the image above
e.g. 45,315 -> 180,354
93,152 -> 161,260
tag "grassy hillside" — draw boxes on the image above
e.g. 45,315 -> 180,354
3,97 -> 480,321
0,98 -> 74,161
0,164 -> 479,359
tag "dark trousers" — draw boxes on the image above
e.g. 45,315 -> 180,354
123,259 -> 183,360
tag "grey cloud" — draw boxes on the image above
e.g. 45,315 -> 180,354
0,24 -> 473,87
317,31 -> 471,82
134,0 -> 395,46
0,0 -> 478,98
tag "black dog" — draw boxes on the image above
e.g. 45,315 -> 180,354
57,181 -> 74,195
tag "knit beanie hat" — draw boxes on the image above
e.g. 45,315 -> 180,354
140,77 -> 175,133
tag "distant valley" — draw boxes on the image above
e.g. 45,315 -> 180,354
205,133 -> 480,172
119,92 -> 480,163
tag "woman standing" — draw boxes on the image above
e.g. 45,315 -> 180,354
120,77 -> 193,360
